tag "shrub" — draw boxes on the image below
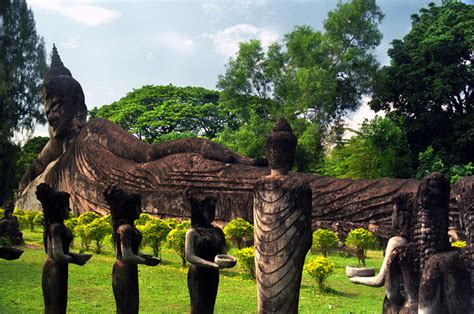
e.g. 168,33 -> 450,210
75,212 -> 100,251
64,216 -> 79,247
33,212 -> 44,230
164,218 -> 181,230
345,228 -> 378,267
223,218 -> 253,249
137,218 -> 171,257
166,220 -> 190,267
22,210 -> 38,231
235,247 -> 255,279
86,217 -> 112,254
135,213 -> 152,226
312,229 -> 338,257
305,256 -> 334,292
451,241 -> 466,249
0,208 -> 4,217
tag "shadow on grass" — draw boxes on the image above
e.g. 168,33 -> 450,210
303,285 -> 357,298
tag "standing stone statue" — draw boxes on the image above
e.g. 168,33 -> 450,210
0,201 -> 23,245
350,192 -> 420,313
185,191 -> 236,314
417,173 -> 472,313
253,118 -> 312,313
104,186 -> 160,314
36,183 -> 92,314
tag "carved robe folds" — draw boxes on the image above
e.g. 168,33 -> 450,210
254,175 -> 312,313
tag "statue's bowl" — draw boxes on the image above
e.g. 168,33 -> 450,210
0,247 -> 24,260
215,254 -> 237,268
345,266 -> 375,278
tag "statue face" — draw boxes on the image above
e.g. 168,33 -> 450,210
45,94 -> 80,141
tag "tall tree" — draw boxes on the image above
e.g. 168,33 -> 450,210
0,0 -> 47,205
217,0 -> 384,171
89,85 -> 237,143
370,1 -> 473,168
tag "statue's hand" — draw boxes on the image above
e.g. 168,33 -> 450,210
144,256 -> 161,266
73,253 -> 92,266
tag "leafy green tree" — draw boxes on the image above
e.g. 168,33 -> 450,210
345,228 -> 378,267
304,256 -> 335,292
86,217 -> 112,254
135,213 -> 153,226
370,1 -> 473,169
223,218 -> 253,249
217,0 -> 384,170
312,229 -> 338,257
235,246 -> 255,279
89,85 -> 236,143
137,218 -> 171,257
0,0 -> 47,205
166,220 -> 190,267
320,116 -> 412,179
16,136 -> 48,183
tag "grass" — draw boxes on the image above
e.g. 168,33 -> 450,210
0,230 -> 385,313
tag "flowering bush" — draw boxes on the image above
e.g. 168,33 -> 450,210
235,247 -> 255,279
345,228 -> 378,267
305,256 -> 335,291
312,229 -> 338,257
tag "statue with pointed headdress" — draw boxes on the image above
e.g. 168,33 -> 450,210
253,118 -> 312,313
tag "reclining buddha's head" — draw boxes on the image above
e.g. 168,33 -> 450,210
44,45 -> 87,141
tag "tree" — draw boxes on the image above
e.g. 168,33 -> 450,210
166,220 -> 190,267
223,218 -> 253,249
370,1 -> 473,169
89,85 -> 237,143
86,216 -> 112,254
0,0 -> 47,205
319,116 -> 412,179
217,0 -> 384,171
137,218 -> 171,257
16,136 -> 48,183
345,228 -> 378,267
312,229 -> 338,257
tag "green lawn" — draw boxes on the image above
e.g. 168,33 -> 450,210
0,230 -> 385,313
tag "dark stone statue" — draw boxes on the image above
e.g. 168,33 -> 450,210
417,173 -> 472,313
16,45 -> 441,242
36,183 -> 92,314
350,192 -> 420,313
104,186 -> 160,314
351,173 -> 473,313
185,191 -> 236,314
0,201 -> 23,245
253,119 -> 312,313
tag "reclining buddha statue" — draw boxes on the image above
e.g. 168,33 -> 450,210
17,46 -> 422,238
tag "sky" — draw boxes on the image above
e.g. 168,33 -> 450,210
27,0 -> 444,139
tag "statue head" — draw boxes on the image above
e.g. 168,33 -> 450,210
104,186 -> 141,229
416,172 -> 451,270
44,45 -> 87,141
36,183 -> 70,223
265,118 -> 297,174
392,192 -> 416,240
186,190 -> 216,227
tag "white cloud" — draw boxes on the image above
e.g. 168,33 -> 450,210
202,0 -> 268,22
155,32 -> 195,53
343,96 -> 385,138
204,24 -> 279,58
60,38 -> 80,49
29,0 -> 120,26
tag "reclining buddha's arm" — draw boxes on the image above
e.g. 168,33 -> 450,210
87,118 -> 258,165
